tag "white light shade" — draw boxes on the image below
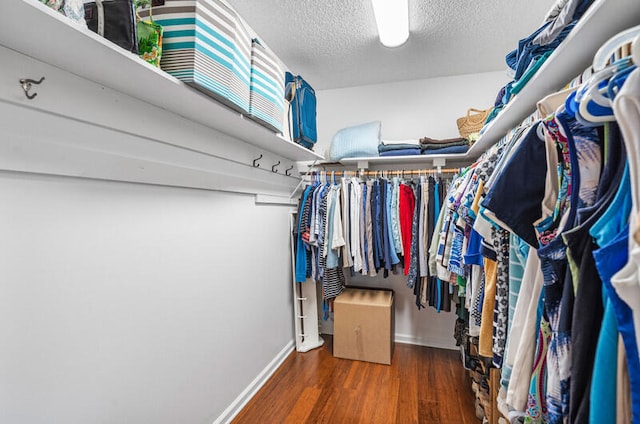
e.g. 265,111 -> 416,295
371,0 -> 409,48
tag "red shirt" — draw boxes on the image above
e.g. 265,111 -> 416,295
399,184 -> 415,275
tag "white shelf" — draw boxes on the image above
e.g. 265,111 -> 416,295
0,0 -> 324,163
340,153 -> 469,167
332,0 -> 640,167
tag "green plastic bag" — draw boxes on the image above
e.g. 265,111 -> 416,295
135,1 -> 163,67
39,0 -> 64,12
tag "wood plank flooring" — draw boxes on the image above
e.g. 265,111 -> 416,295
232,336 -> 480,424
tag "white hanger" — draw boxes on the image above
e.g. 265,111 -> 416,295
593,25 -> 640,72
577,58 -> 632,123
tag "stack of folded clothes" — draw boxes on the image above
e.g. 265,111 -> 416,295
378,137 -> 470,157
419,137 -> 469,155
377,139 -> 421,157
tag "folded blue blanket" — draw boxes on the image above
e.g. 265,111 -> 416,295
421,145 -> 468,155
379,147 -> 421,157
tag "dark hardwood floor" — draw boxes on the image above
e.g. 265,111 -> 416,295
232,336 -> 480,424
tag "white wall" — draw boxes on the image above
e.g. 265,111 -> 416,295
316,71 -> 509,157
0,46 -> 299,424
315,71 -> 509,348
0,172 -> 294,424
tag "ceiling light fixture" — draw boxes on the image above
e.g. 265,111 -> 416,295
371,0 -> 409,48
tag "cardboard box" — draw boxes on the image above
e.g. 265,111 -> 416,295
333,288 -> 394,365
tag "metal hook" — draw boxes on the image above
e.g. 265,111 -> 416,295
272,160 -> 281,173
252,154 -> 263,168
19,77 -> 45,100
285,165 -> 294,176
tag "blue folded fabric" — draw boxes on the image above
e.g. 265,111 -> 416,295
379,147 -> 421,157
421,145 -> 468,155
378,143 -> 422,153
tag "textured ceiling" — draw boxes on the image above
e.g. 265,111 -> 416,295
226,0 -> 557,90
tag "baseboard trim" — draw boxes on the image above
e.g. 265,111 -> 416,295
394,333 -> 458,351
213,340 -> 295,424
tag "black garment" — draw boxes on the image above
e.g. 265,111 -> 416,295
380,178 -> 390,277
412,179 -> 425,307
371,180 -> 382,270
567,122 -> 625,424
428,178 -> 441,309
482,122 -> 547,247
408,182 -> 421,296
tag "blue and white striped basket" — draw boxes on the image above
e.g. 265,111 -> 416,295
248,39 -> 285,134
140,0 -> 251,114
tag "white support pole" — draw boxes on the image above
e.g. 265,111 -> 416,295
289,213 -> 324,352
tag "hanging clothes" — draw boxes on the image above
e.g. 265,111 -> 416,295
294,171 -> 458,313
441,33 -> 640,424
293,177 -> 346,300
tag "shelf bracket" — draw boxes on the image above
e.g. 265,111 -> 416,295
356,160 -> 369,171
433,157 -> 446,174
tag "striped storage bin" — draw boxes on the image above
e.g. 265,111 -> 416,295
248,39 -> 285,134
139,0 -> 251,114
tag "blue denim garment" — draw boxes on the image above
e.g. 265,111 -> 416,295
385,180 -> 400,267
504,22 -> 576,108
514,23 -> 576,82
505,21 -> 551,71
372,180 -> 383,270
573,0 -> 594,20
380,178 -> 390,270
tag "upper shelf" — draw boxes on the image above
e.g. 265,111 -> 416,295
0,0 -> 324,162
466,0 -> 640,159
331,0 -> 640,167
340,153 -> 469,167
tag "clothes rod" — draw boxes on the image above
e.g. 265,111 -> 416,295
304,167 -> 462,177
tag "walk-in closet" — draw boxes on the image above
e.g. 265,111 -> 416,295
2,0 -> 640,423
